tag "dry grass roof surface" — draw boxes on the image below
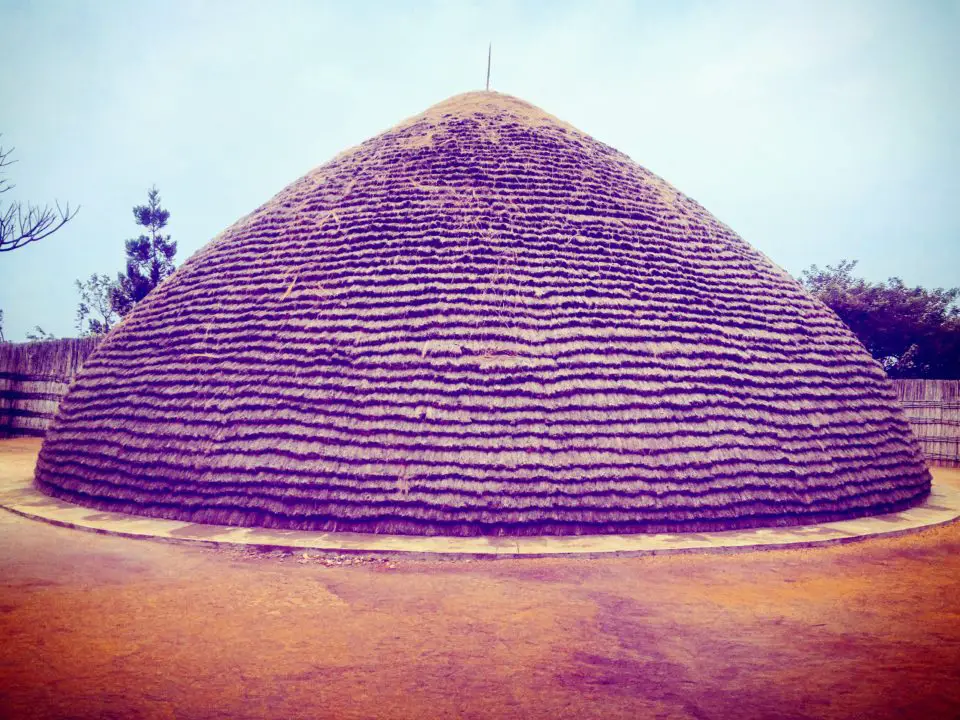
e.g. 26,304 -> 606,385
35,92 -> 930,536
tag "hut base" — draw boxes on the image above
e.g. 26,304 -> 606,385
35,477 -> 930,537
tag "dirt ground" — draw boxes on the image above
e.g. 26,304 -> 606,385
1,441 -> 959,719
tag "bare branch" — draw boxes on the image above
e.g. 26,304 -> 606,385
0,138 -> 78,252
0,139 -> 17,169
0,140 -> 16,195
0,198 -> 79,252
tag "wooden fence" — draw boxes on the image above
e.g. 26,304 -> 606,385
892,380 -> 960,467
0,338 -> 101,437
1,340 -> 958,466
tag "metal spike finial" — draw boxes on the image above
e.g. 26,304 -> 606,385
486,43 -> 491,91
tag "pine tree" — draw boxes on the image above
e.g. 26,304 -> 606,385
110,185 -> 176,317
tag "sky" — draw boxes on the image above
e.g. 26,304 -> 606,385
1,0 -> 957,341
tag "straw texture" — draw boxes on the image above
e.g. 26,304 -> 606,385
35,92 -> 931,535
1,338 -> 100,437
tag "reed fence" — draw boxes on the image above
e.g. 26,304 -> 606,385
0,338 -> 101,437
892,380 -> 960,467
2,340 -> 958,467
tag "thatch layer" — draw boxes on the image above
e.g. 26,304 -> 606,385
35,92 -> 930,535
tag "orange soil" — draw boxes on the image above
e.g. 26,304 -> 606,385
0,442 -> 958,719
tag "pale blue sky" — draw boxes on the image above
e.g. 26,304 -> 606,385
1,0 -> 957,341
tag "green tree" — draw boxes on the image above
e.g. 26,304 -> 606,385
110,185 -> 176,317
75,273 -> 119,336
800,260 -> 960,378
25,326 -> 55,341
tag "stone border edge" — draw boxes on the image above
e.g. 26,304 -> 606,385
2,475 -> 958,560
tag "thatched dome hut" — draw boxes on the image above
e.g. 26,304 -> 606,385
35,92 -> 930,536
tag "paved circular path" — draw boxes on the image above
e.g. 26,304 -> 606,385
2,440 -> 958,557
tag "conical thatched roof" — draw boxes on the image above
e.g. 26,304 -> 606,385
35,92 -> 930,536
